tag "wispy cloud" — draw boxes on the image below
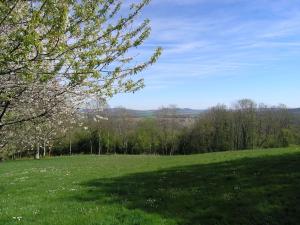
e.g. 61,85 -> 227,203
110,0 -> 300,108
134,0 -> 300,87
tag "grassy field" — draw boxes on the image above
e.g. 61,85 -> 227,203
0,147 -> 300,225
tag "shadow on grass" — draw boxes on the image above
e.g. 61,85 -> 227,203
74,153 -> 300,225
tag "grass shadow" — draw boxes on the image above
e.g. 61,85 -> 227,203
74,153 -> 300,225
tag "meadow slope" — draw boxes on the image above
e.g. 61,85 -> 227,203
0,147 -> 300,225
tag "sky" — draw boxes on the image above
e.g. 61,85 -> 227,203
109,0 -> 300,109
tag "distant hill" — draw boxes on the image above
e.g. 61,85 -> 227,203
289,108 -> 300,115
110,108 -> 300,118
83,107 -> 300,118
126,108 -> 204,117
105,108 -> 205,118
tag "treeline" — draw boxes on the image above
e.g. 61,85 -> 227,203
179,101 -> 297,153
54,106 -> 183,155
52,99 -> 300,156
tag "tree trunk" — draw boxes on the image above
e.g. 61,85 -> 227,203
43,139 -> 46,157
90,139 -> 93,154
125,140 -> 128,154
48,146 -> 52,157
35,143 -> 40,160
69,137 -> 72,155
98,133 -> 101,155
107,132 -> 110,154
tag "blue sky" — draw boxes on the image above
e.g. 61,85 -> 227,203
109,0 -> 300,109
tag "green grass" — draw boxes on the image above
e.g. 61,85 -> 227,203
1,147 -> 300,225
